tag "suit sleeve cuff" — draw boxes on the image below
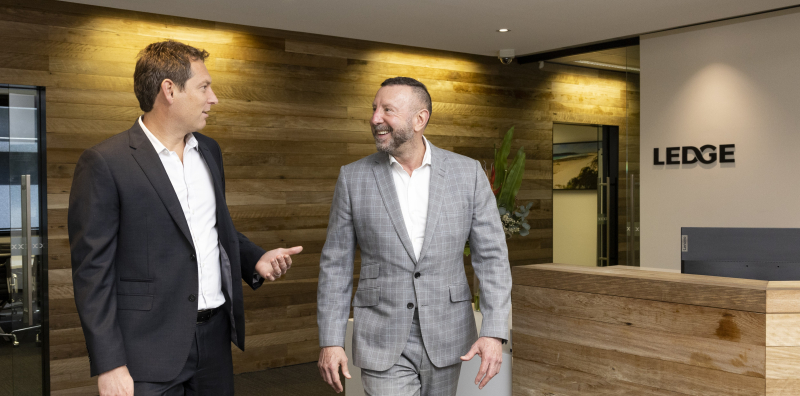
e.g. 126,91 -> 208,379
251,272 -> 265,290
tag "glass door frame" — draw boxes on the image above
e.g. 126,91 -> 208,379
1,84 -> 49,395
597,125 -> 619,267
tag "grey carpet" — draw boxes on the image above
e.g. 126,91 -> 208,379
235,362 -> 341,396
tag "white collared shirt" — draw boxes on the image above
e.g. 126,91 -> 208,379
389,136 -> 432,260
138,116 -> 225,310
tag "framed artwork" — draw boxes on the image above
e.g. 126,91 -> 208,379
553,141 -> 599,190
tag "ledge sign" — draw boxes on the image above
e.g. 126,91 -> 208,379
654,144 -> 735,165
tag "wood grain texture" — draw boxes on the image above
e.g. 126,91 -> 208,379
767,347 -> 800,379
767,281 -> 800,313
0,0 -> 641,392
514,333 -> 764,396
513,284 -> 766,346
767,379 -> 800,395
515,307 -> 765,378
513,263 -> 768,312
512,358 -> 689,396
767,314 -> 800,347
510,264 -> 800,396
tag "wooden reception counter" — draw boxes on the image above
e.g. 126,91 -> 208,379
511,263 -> 800,396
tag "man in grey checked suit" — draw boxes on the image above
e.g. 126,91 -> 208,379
317,77 -> 512,395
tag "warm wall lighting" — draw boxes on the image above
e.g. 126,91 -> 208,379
498,28 -> 510,32
574,60 -> 640,72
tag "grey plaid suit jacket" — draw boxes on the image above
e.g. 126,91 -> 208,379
317,141 -> 512,371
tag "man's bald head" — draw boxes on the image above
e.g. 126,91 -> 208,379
380,77 -> 432,126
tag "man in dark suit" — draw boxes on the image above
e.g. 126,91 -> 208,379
68,41 -> 302,396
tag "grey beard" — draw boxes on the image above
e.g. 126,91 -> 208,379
374,127 -> 414,155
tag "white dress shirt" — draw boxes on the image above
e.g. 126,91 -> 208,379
389,136 -> 432,260
139,116 -> 225,310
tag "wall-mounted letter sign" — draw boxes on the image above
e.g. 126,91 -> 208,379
654,144 -> 734,166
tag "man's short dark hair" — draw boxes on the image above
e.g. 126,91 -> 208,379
380,77 -> 433,121
134,41 -> 209,112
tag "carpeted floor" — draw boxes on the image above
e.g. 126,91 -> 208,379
235,362 -> 341,395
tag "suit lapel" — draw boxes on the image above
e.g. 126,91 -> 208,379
418,144 -> 447,263
372,153 -> 418,265
196,138 -> 228,221
128,123 -> 194,248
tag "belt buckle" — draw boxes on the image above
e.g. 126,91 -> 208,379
197,308 -> 214,323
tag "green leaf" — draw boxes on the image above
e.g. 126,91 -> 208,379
497,147 -> 526,209
493,126 -> 514,191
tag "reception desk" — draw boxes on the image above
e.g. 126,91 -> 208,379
512,263 -> 800,396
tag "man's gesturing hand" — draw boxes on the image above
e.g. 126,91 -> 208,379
255,246 -> 303,281
460,336 -> 503,390
318,346 -> 351,393
98,365 -> 133,396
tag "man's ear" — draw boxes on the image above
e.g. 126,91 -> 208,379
415,109 -> 430,132
160,79 -> 176,105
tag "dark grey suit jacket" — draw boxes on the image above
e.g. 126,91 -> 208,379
68,120 -> 266,381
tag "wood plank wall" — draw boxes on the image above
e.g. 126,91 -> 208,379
0,0 -> 638,393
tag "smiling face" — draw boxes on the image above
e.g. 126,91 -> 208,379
172,60 -> 218,133
370,85 -> 420,155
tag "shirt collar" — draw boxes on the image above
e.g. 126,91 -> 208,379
389,135 -> 432,169
138,116 -> 198,154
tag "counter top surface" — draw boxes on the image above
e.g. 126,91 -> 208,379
511,263 -> 800,313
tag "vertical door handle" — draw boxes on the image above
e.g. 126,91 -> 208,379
606,177 -> 611,266
21,174 -> 33,326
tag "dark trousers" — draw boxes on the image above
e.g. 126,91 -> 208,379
134,309 -> 234,396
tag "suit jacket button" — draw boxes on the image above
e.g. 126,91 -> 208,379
414,272 -> 420,279
190,254 -> 197,261
407,303 -> 414,309
189,294 -> 196,302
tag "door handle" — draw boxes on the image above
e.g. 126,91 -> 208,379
606,176 -> 611,266
21,174 -> 34,326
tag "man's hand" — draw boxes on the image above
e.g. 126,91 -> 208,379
460,336 -> 503,389
255,246 -> 303,281
98,365 -> 133,396
318,346 -> 351,393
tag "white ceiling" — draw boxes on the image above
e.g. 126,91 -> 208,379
61,0 -> 800,57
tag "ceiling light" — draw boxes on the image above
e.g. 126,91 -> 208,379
574,60 -> 640,72
497,29 -> 509,32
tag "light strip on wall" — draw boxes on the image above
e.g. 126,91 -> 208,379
574,60 -> 640,72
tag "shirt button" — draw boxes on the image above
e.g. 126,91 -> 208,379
414,272 -> 421,279
188,294 -> 196,302
407,303 -> 414,309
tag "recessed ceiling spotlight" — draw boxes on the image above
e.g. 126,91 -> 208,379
498,28 -> 510,32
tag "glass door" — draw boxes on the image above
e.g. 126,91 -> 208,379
597,126 -> 619,266
0,85 -> 48,396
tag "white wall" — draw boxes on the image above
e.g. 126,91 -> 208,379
553,190 -> 597,266
640,9 -> 800,270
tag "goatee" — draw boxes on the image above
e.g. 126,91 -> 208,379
373,124 -> 413,155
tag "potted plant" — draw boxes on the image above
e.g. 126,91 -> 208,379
467,126 -> 533,310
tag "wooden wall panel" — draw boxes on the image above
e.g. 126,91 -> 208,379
0,0 -> 637,393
